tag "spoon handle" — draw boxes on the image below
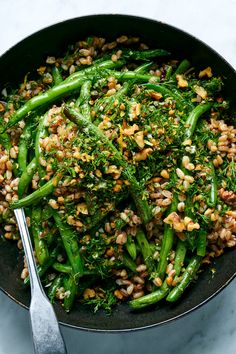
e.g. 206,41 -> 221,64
14,208 -> 67,354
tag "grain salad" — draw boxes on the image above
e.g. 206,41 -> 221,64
0,35 -> 235,312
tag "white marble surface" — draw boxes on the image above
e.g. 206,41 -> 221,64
1,0 -> 236,353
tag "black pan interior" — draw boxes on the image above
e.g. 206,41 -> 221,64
0,14 -> 236,331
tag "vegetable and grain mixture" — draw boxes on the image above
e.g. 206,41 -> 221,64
0,35 -> 235,312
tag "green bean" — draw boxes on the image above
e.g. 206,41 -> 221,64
144,83 -> 187,110
121,253 -> 137,273
18,157 -> 37,199
4,78 -> 85,130
52,262 -> 96,276
85,192 -> 128,232
75,80 -> 92,120
63,106 -> 152,224
48,274 -> 64,303
18,120 -> 35,174
31,207 -> 49,265
208,164 -> 218,207
3,60 -> 127,130
93,82 -> 129,118
173,240 -> 187,277
12,175 -> 59,209
93,62 -> 153,117
52,66 -> 63,86
129,281 -> 169,309
41,204 -> 54,220
185,102 -> 212,139
86,36 -> 94,46
63,275 -> 78,312
65,59 -> 125,83
166,256 -> 202,302
165,65 -> 173,80
52,210 -> 83,279
110,70 -> 157,83
136,229 -> 154,271
35,113 -> 48,179
125,235 -> 137,260
172,59 -> 191,77
134,61 -> 154,74
24,246 -> 60,286
196,230 -> 207,257
122,48 -> 170,60
157,195 -> 178,279
52,262 -> 72,274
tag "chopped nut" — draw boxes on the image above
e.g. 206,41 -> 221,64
160,169 -> 170,179
134,148 -> 153,161
83,288 -> 96,299
114,289 -> 124,300
199,67 -> 213,78
48,199 -> 59,209
176,74 -> 188,88
123,124 -> 139,136
134,131 -> 145,149
219,188 -> 236,205
166,276 -> 173,286
194,85 -> 208,99
164,212 -> 185,232
76,203 -> 88,215
46,56 -> 56,64
116,232 -> 127,245
149,91 -> 163,101
182,139 -> 192,146
187,221 -> 200,232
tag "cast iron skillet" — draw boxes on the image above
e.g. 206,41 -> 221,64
0,14 -> 236,332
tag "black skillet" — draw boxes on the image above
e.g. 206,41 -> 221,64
0,14 -> 236,332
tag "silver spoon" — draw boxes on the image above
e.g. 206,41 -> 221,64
14,208 -> 67,354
